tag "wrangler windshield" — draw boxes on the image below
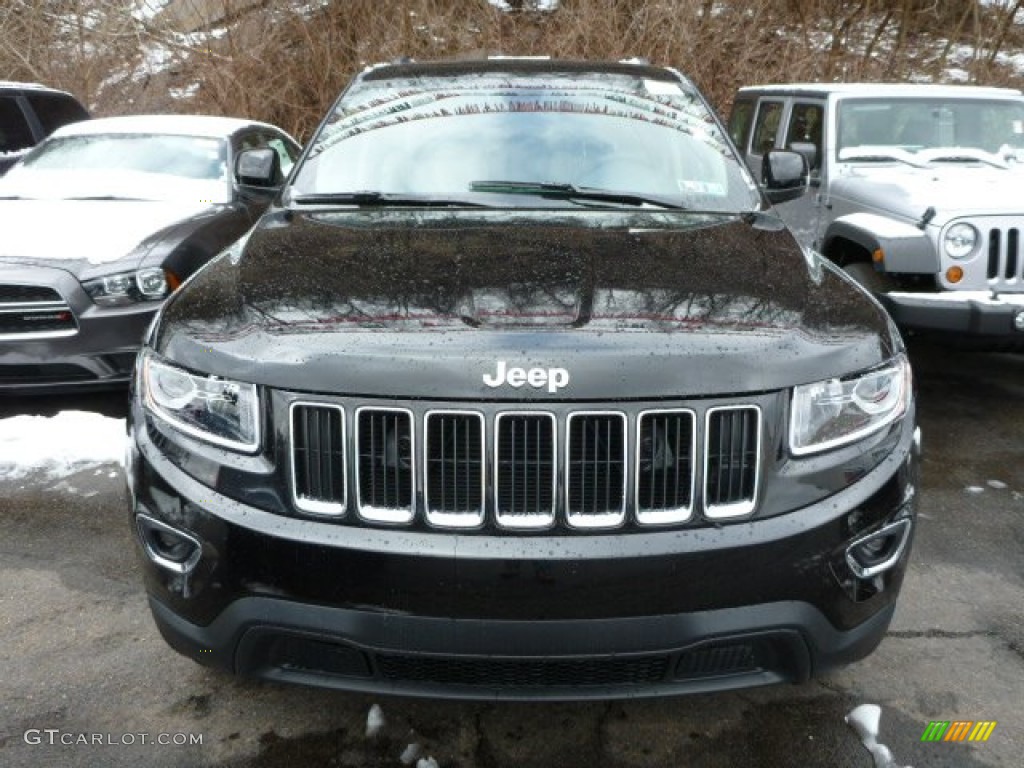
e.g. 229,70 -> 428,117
290,75 -> 760,212
837,97 -> 1024,161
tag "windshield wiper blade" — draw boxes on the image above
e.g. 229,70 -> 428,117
65,195 -> 146,201
838,147 -> 927,168
468,180 -> 685,209
289,191 -> 490,207
916,147 -> 1008,169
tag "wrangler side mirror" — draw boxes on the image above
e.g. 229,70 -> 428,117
762,149 -> 808,205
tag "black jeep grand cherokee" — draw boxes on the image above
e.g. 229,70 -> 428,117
126,59 -> 919,700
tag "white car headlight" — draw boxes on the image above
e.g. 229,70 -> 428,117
943,223 -> 978,260
790,355 -> 911,456
141,351 -> 260,452
84,268 -> 178,306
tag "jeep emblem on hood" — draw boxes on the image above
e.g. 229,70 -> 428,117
482,361 -> 570,393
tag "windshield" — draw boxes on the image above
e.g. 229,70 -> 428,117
836,97 -> 1024,161
291,75 -> 760,212
1,133 -> 230,203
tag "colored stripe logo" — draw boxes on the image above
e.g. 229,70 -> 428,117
921,721 -> 997,742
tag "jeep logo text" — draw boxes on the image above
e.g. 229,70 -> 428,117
482,361 -> 569,393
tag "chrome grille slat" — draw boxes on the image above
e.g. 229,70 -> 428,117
290,402 -> 346,516
704,406 -> 760,519
566,412 -> 626,528
424,410 -> 485,527
495,412 -> 556,528
636,410 -> 695,525
356,407 -> 415,524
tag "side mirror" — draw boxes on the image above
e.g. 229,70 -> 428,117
787,141 -> 818,171
762,149 -> 808,205
236,148 -> 282,188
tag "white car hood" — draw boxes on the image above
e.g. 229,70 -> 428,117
0,199 -> 214,266
833,164 -> 1024,221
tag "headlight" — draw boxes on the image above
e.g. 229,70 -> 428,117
790,355 -> 911,456
84,268 -> 179,306
943,223 -> 978,260
141,351 -> 260,452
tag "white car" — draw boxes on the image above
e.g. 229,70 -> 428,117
0,114 -> 299,392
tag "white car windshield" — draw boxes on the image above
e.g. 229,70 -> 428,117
837,97 -> 1024,163
291,75 -> 760,212
1,133 -> 230,203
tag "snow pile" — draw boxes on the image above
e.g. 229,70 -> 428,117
966,479 -> 1014,494
845,704 -> 912,768
365,703 -> 386,738
400,743 -> 424,765
0,412 -> 125,482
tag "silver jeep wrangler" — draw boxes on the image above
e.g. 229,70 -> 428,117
729,83 -> 1024,342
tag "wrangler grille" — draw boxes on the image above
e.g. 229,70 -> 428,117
0,283 -> 76,338
289,402 -> 763,529
987,227 -> 1022,284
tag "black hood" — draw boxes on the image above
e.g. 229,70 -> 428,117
154,209 -> 897,399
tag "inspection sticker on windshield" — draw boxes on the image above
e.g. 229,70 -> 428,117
644,79 -> 682,96
678,179 -> 725,196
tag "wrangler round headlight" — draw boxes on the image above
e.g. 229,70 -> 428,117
790,355 -> 911,455
943,223 -> 978,260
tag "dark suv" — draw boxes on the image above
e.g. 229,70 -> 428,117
0,81 -> 89,173
127,58 -> 920,700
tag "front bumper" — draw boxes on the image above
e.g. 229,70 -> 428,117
128,406 -> 919,700
880,290 -> 1024,339
0,265 -> 158,393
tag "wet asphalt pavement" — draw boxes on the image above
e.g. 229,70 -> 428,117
0,337 -> 1021,767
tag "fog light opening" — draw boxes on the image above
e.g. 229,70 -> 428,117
1014,310 -> 1024,332
136,514 -> 202,574
845,519 -> 912,579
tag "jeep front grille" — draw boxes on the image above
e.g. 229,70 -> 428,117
566,412 -> 627,527
636,410 -> 695,524
375,651 -> 670,688
987,227 -> 1022,285
424,411 -> 485,527
0,283 -> 77,339
495,412 -> 557,528
704,406 -> 761,519
356,407 -> 415,524
290,402 -> 346,515
289,402 -> 762,529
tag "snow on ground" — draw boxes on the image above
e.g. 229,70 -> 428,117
0,412 -> 125,482
365,703 -> 385,738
